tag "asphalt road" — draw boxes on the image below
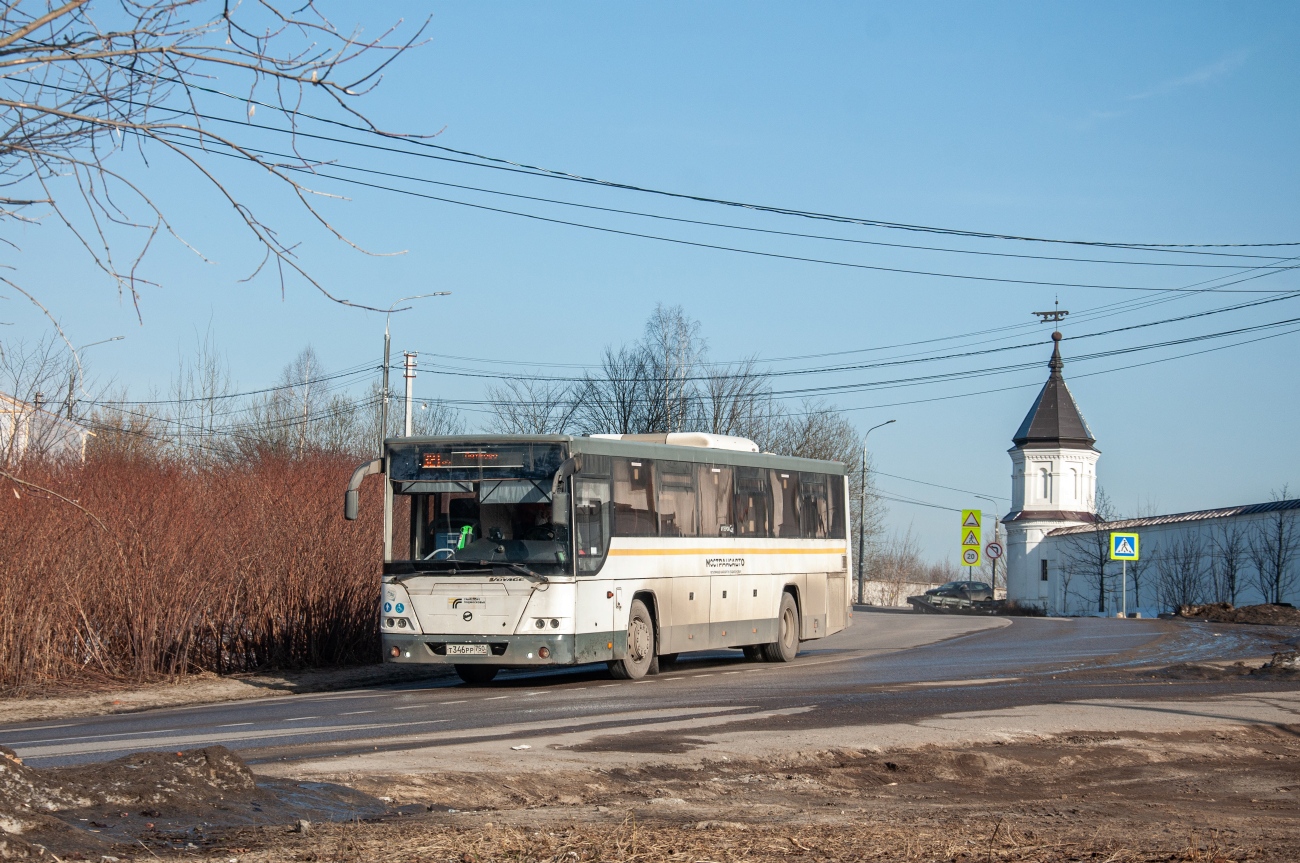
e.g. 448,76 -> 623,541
5,609 -> 1297,769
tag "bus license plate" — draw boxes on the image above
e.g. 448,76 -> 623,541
446,644 -> 489,656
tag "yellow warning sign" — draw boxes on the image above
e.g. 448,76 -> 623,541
960,509 -> 982,567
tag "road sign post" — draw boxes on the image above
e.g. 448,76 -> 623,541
984,540 -> 1004,595
960,509 -> 982,568
1109,532 -> 1140,619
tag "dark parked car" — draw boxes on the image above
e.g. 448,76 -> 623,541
925,581 -> 994,602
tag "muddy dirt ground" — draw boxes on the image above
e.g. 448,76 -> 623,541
5,723 -> 1298,862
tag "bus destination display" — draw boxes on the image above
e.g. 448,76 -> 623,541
421,450 -> 526,470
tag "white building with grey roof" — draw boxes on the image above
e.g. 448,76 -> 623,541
1003,334 -> 1298,615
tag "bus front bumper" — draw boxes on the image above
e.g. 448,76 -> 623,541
381,632 -> 620,666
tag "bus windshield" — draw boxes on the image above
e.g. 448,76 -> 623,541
391,483 -> 570,575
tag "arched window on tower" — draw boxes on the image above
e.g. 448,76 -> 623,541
1070,468 -> 1079,503
1039,468 -> 1052,502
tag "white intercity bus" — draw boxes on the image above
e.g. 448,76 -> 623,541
345,433 -> 852,683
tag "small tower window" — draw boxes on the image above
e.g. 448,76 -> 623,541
1039,468 -> 1052,502
1070,468 -> 1079,502
1040,560 -> 1049,581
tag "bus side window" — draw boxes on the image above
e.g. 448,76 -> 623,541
799,472 -> 829,539
734,466 -> 771,538
828,474 -> 847,539
575,478 -> 611,574
612,458 -> 657,536
655,460 -> 697,537
771,470 -> 800,538
698,464 -> 734,537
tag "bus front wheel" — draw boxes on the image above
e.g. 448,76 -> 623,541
761,593 -> 800,663
609,599 -> 656,679
455,664 -> 499,684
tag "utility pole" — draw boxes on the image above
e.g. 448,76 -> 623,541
857,419 -> 896,604
403,351 -> 417,437
378,293 -> 451,453
380,324 -> 391,451
65,336 -> 124,420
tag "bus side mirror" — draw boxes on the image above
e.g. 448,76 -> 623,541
551,492 -> 570,527
344,489 -> 360,521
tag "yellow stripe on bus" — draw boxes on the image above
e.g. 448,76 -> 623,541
607,547 -> 843,556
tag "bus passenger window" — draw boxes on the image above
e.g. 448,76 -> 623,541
698,464 -> 734,537
612,458 -> 657,536
827,474 -> 847,539
799,473 -> 829,538
734,466 -> 771,538
656,461 -> 697,537
575,478 -> 611,574
771,470 -> 800,538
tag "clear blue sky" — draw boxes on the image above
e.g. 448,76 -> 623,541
8,2 -> 1299,562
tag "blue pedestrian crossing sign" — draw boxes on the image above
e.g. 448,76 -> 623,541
1109,532 -> 1139,561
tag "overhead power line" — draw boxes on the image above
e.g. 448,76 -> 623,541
137,75 -> 1298,251
33,69 -> 1289,254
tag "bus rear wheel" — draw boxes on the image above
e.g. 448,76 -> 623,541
761,593 -> 800,663
455,664 -> 499,684
608,599 -> 655,680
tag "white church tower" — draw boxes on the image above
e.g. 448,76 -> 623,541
1003,331 -> 1098,612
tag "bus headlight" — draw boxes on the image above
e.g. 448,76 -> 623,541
538,647 -> 550,659
535,618 -> 545,629
385,618 -> 395,627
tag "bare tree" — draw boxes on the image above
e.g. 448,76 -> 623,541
0,333 -> 83,462
869,526 -> 924,606
0,0 -> 427,333
1126,551 -> 1153,611
169,326 -> 231,462
641,303 -> 704,433
487,377 -> 577,435
1248,489 -> 1299,605
1155,531 -> 1208,611
573,344 -> 652,436
700,356 -> 776,441
1209,520 -> 1249,605
1057,486 -> 1118,614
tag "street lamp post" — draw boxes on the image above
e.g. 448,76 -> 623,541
378,293 -> 450,452
66,336 -> 124,419
857,419 -> 896,604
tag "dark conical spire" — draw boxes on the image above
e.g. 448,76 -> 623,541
1012,332 -> 1096,449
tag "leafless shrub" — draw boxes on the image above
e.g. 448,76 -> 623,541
0,450 -> 382,693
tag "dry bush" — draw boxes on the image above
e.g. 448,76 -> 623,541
0,451 -> 382,694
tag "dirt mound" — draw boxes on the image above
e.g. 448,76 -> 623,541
1177,602 -> 1300,626
0,746 -> 386,859
1148,651 -> 1298,680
